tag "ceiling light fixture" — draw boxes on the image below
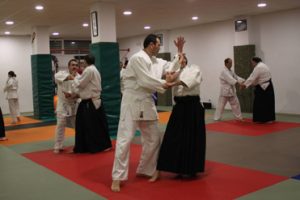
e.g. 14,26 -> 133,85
5,21 -> 14,25
82,23 -> 89,27
192,16 -> 199,21
35,5 -> 44,10
52,32 -> 59,36
144,26 -> 151,30
4,31 -> 11,35
123,11 -> 132,15
257,3 -> 267,7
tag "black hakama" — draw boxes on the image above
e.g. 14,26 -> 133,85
0,107 -> 6,138
74,99 -> 112,153
157,96 -> 206,176
253,80 -> 276,123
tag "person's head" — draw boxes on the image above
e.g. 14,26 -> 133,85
124,59 -> 129,68
78,60 -> 86,74
143,34 -> 161,56
84,54 -> 95,66
8,71 -> 16,78
181,55 -> 188,67
68,59 -> 79,74
251,57 -> 262,67
224,58 -> 232,69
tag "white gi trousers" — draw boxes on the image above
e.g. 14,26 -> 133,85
214,95 -> 243,120
112,108 -> 162,181
54,113 -> 75,150
8,98 -> 20,123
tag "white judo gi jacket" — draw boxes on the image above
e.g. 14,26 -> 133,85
219,67 -> 244,97
4,77 -> 18,100
173,64 -> 203,97
55,71 -> 79,117
244,62 -> 272,90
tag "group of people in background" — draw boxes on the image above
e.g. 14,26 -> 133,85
53,54 -> 112,154
214,57 -> 275,123
0,33 -> 275,194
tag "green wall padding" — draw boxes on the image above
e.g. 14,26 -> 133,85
31,54 -> 55,119
234,45 -> 255,113
90,42 -> 121,136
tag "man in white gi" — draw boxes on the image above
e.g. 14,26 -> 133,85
111,34 -> 185,192
53,59 -> 79,154
3,71 -> 21,124
214,58 -> 244,121
241,57 -> 275,123
71,54 -> 112,153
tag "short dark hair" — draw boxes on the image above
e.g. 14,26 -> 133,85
84,54 -> 95,65
224,58 -> 231,65
183,55 -> 188,65
68,59 -> 78,66
252,57 -> 262,64
143,34 -> 159,48
8,71 -> 16,77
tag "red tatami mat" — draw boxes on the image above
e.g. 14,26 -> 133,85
206,119 -> 300,136
23,143 -> 286,200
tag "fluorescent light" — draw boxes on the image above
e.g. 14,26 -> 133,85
237,20 -> 243,23
52,32 -> 59,36
144,26 -> 151,30
123,11 -> 132,15
192,16 -> 198,21
82,23 -> 89,27
35,5 -> 44,10
5,21 -> 14,25
5,31 -> 11,35
257,3 -> 267,7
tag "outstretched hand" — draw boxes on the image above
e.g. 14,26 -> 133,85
174,36 -> 186,53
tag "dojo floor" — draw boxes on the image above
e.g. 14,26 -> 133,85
1,107 -> 300,200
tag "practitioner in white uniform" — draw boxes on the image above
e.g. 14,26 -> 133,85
241,57 -> 275,123
3,71 -> 21,124
53,59 -> 79,153
214,58 -> 244,121
150,55 -> 206,181
72,54 -> 112,153
111,34 -> 185,192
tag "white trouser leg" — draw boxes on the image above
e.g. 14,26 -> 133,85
228,96 -> 243,119
54,114 -> 67,150
8,99 -> 19,123
112,110 -> 137,181
136,120 -> 162,176
214,96 -> 228,120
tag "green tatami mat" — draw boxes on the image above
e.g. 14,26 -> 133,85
0,145 -> 106,200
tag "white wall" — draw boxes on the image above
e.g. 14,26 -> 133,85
118,8 -> 300,115
1,9 -> 299,115
251,9 -> 300,114
0,36 -> 33,115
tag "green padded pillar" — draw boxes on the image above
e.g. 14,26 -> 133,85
31,54 -> 55,119
234,45 -> 255,113
90,42 -> 121,136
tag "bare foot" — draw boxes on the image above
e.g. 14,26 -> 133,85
136,173 -> 151,178
0,137 -> 8,141
149,171 -> 160,182
111,180 -> 121,192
